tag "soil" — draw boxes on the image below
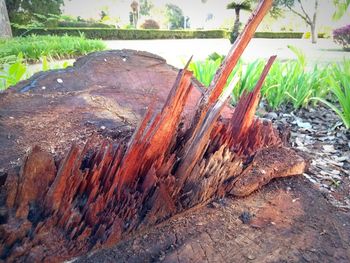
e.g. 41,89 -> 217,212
260,104 -> 350,210
77,176 -> 350,263
1,50 -> 349,262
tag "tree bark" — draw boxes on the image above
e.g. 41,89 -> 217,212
230,8 -> 241,43
0,1 -> 307,262
0,0 -> 12,38
311,0 -> 318,44
310,23 -> 317,44
287,0 -> 318,44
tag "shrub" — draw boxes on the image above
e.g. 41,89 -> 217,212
12,28 -> 317,40
58,21 -> 115,28
333,24 -> 350,51
141,19 -> 160,29
12,28 -> 229,40
254,32 -> 303,38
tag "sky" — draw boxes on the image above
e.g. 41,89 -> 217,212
62,0 -> 350,30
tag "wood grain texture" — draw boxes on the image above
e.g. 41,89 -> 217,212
0,1 -> 306,261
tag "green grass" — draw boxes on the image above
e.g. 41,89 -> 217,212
188,47 -> 350,129
0,34 -> 106,62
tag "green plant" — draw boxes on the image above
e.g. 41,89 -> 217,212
259,45 -> 331,109
333,0 -> 350,20
12,28 -> 230,40
311,60 -> 350,129
207,52 -> 225,62
0,53 -> 72,91
165,3 -> 185,29
189,47 -> 350,128
6,0 -> 64,25
0,35 -> 106,62
0,53 -> 27,90
189,58 -> 222,87
254,32 -> 303,38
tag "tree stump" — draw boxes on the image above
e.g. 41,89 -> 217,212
1,1 -> 348,262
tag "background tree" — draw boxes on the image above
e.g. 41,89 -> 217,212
332,0 -> 350,20
275,0 -> 319,44
1,0 -> 12,37
5,0 -> 64,24
139,0 -> 153,16
130,0 -> 139,28
227,1 -> 252,44
165,3 -> 184,29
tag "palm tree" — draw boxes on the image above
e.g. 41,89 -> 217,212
227,1 -> 252,43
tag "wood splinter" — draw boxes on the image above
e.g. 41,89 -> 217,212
0,0 -> 306,261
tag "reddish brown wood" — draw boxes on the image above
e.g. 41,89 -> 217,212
230,55 -> 276,141
207,0 -> 274,104
0,1 -> 306,261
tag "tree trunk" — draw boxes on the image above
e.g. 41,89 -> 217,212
132,11 -> 138,28
0,1 -> 307,262
0,0 -> 12,38
310,23 -> 317,44
230,8 -> 241,44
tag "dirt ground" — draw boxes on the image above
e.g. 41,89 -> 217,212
1,50 -> 350,262
259,104 -> 350,210
77,176 -> 350,263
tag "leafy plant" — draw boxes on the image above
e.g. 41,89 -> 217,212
261,45 -> 329,109
0,53 -> 27,90
189,58 -> 223,87
311,60 -> 350,129
0,54 -> 72,91
207,52 -> 225,62
187,46 -> 350,128
333,24 -> 350,51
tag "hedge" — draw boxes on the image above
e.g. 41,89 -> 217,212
57,21 -> 115,28
12,28 -> 229,40
303,32 -> 330,39
12,28 -> 318,40
254,32 -> 304,38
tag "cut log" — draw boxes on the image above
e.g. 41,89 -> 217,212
0,0 -> 308,261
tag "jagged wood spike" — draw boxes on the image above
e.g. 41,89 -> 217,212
179,0 -> 274,164
207,0 -> 274,104
230,55 -> 277,141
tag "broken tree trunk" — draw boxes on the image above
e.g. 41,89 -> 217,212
0,0 -> 306,261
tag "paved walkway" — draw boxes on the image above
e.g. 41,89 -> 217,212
105,38 -> 350,68
27,38 -> 349,75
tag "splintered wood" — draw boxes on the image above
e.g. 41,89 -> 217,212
0,0 -> 306,261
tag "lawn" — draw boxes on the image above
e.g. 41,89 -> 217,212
0,35 -> 106,90
0,34 -> 105,63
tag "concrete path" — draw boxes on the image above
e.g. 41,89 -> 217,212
27,38 -> 349,76
105,38 -> 350,68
